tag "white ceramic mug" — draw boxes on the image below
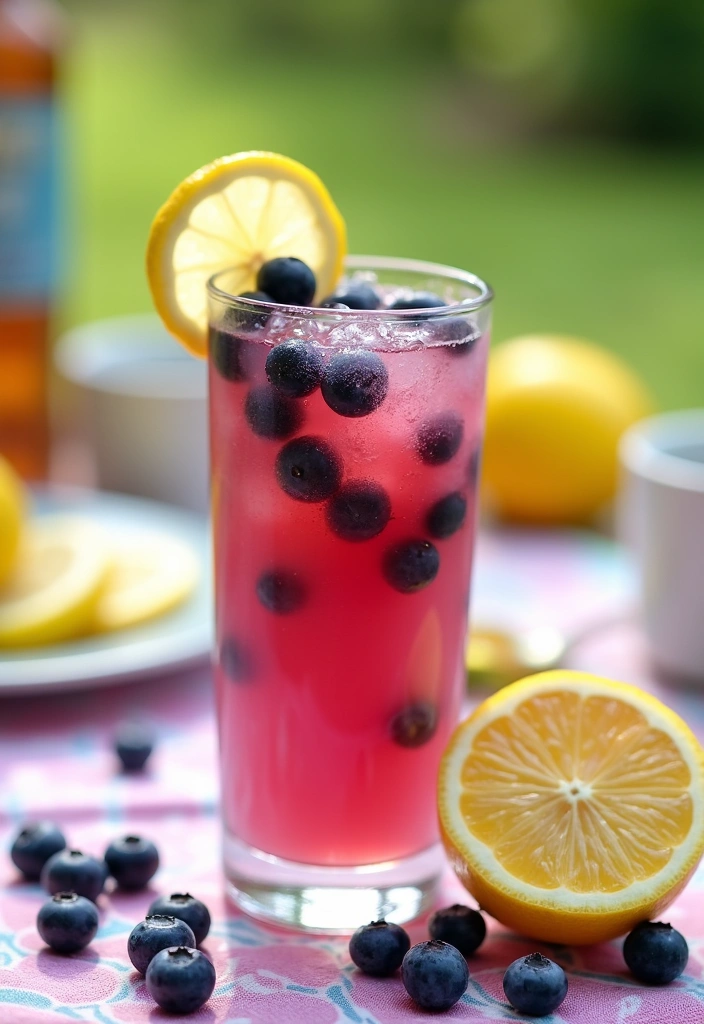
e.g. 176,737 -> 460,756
619,409 -> 704,681
55,315 -> 209,513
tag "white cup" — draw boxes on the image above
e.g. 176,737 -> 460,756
619,409 -> 704,681
55,315 -> 209,514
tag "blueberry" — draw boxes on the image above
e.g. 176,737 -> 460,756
10,822 -> 66,880
467,444 -> 482,486
321,351 -> 389,417
127,915 -> 196,975
428,905 -> 486,957
321,283 -> 381,310
256,570 -> 306,614
503,952 -> 568,1016
223,292 -> 273,333
276,436 -> 342,502
319,300 -> 350,310
390,702 -> 438,747
239,290 -> 272,302
416,413 -> 464,466
114,722 -> 154,773
434,318 -> 480,356
401,939 -> 469,1012
349,920 -> 411,976
426,492 -> 467,540
148,893 -> 211,946
209,328 -> 247,383
41,849 -> 106,903
105,835 -> 159,890
326,481 -> 391,541
219,635 -> 252,683
623,921 -> 689,985
265,340 -> 324,398
36,892 -> 99,954
245,385 -> 303,440
383,539 -> 439,594
146,946 -> 216,1015
389,291 -> 445,311
257,257 -> 316,306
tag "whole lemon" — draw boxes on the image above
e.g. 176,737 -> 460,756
482,335 -> 654,524
0,455 -> 26,585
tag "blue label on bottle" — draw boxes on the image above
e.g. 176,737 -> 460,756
0,98 -> 56,301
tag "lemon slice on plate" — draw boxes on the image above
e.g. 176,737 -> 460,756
0,517 -> 110,648
439,670 -> 704,944
93,532 -> 199,633
146,151 -> 347,356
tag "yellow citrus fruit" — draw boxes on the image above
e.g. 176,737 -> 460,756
482,335 -> 654,524
0,456 -> 26,586
438,670 -> 704,945
93,532 -> 199,633
0,517 -> 111,648
146,151 -> 347,357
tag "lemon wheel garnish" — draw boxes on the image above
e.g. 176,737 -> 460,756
93,532 -> 199,633
0,517 -> 110,648
146,151 -> 347,356
0,456 -> 26,586
438,670 -> 704,944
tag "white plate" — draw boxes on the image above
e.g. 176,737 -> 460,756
0,487 -> 213,695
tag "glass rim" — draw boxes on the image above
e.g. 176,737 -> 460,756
207,254 -> 493,321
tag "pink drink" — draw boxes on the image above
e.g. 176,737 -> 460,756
208,258 -> 492,927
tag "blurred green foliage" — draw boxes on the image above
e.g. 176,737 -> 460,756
58,0 -> 704,409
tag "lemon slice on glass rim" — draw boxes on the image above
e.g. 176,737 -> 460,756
438,670 -> 704,944
146,151 -> 347,357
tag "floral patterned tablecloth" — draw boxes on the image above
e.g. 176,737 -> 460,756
1,529 -> 702,1023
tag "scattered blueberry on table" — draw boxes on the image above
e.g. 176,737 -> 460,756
105,835 -> 159,890
148,893 -> 211,946
10,821 -> 66,880
503,952 -> 568,1016
428,904 -> 486,956
41,849 -> 107,903
128,914 -> 196,975
623,921 -> 689,985
37,892 -> 99,954
349,920 -> 410,977
114,722 -> 154,773
146,946 -> 216,1015
256,257 -> 316,306
401,939 -> 469,1011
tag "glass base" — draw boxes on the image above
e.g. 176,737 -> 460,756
224,831 -> 443,933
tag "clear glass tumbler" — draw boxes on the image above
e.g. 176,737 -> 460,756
208,256 -> 492,931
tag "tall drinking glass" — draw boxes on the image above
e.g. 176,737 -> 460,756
208,257 -> 492,931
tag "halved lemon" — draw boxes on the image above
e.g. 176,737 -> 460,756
439,671 -> 704,944
92,532 -> 199,633
146,151 -> 347,356
0,517 -> 110,648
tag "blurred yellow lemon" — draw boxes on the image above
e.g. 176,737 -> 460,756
482,335 -> 654,523
439,671 -> 704,945
0,456 -> 26,586
93,532 -> 199,633
0,517 -> 110,648
147,151 -> 347,357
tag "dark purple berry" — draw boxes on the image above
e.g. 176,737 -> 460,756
148,893 -> 211,946
623,921 -> 689,985
257,257 -> 316,306
349,920 -> 411,976
37,892 -> 98,954
321,283 -> 380,310
244,385 -> 303,440
321,351 -> 389,417
265,340 -> 324,398
146,946 -> 216,1015
503,953 -> 568,1016
210,328 -> 247,382
426,492 -> 467,540
256,570 -> 306,614
429,904 -> 486,956
326,481 -> 391,541
276,436 -> 342,502
390,702 -> 437,747
383,539 -> 439,593
227,291 -> 273,332
105,835 -> 159,890
416,413 -> 464,466
467,444 -> 482,485
219,635 -> 252,683
41,849 -> 106,903
128,915 -> 196,975
11,822 -> 66,880
401,940 -> 469,1012
389,291 -> 445,311
434,318 -> 480,356
114,722 -> 154,773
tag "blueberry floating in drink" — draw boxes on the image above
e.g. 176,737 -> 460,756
209,328 -> 248,382
390,702 -> 438,747
416,412 -> 464,466
388,291 -> 445,311
244,385 -> 303,440
276,436 -> 342,502
257,257 -> 316,306
219,635 -> 253,683
383,539 -> 440,593
321,351 -> 389,417
256,569 -> 307,614
265,339 -> 324,398
426,492 -> 467,540
321,283 -> 381,310
326,481 -> 391,541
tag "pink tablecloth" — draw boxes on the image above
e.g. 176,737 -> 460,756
1,530 -> 703,1023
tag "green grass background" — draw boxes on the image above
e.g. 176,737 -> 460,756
62,7 -> 704,408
